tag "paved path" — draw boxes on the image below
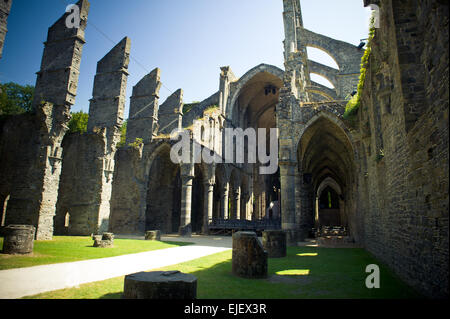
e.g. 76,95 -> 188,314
0,235 -> 232,299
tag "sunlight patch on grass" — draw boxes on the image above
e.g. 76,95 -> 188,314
297,253 -> 318,257
276,269 -> 310,276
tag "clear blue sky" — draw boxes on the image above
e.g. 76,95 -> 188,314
0,0 -> 371,118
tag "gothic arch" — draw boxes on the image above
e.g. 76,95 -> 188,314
226,63 -> 284,121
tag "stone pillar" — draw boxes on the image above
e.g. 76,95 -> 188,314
202,180 -> 215,234
221,182 -> 229,219
179,164 -> 194,237
4,0 -> 90,240
0,0 -> 12,60
315,196 -> 319,229
126,68 -> 162,144
280,162 -> 298,245
158,89 -> 183,135
83,37 -> 131,235
234,187 -> 241,220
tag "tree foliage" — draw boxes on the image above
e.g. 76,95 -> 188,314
118,120 -> 127,147
68,111 -> 89,133
0,82 -> 35,116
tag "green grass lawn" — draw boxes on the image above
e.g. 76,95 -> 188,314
0,236 -> 190,270
23,246 -> 422,299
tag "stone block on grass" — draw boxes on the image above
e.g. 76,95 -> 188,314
2,225 -> 36,255
123,271 -> 197,299
145,230 -> 161,241
232,231 -> 268,279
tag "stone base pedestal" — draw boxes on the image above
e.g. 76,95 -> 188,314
123,271 -> 197,299
262,230 -> 287,258
2,225 -> 36,255
93,232 -> 114,248
179,224 -> 192,237
232,231 -> 268,279
145,230 -> 161,241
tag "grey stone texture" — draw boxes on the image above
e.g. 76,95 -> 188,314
2,225 -> 35,254
92,232 -> 114,247
54,37 -> 130,236
0,0 -> 12,60
353,0 -> 449,298
0,0 -> 90,240
262,230 -> 287,258
158,89 -> 183,135
87,37 -> 130,149
145,230 -> 161,241
123,271 -> 197,299
126,68 -> 162,144
232,231 -> 268,279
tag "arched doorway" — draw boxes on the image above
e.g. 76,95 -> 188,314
298,114 -> 355,238
146,145 -> 181,233
227,65 -> 283,221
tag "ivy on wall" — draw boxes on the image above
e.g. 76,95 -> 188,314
344,17 -> 376,120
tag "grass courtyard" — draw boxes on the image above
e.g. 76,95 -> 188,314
0,236 -> 190,270
21,245 -> 421,299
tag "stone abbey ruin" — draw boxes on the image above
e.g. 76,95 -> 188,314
0,0 -> 448,298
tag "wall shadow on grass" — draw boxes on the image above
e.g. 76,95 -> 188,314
98,246 -> 422,299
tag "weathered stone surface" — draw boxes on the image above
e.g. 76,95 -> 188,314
102,232 -> 114,241
123,271 -> 197,299
0,0 -> 12,60
232,231 -> 268,279
126,68 -> 162,144
92,232 -> 114,247
0,0 -> 90,241
54,37 -> 130,236
145,230 -> 161,241
179,224 -> 192,237
353,0 -> 449,298
262,230 -> 287,258
158,89 -> 183,135
2,225 -> 35,255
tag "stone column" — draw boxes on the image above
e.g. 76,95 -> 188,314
0,0 -> 12,60
202,180 -> 215,234
126,68 -> 161,144
234,187 -> 241,220
221,182 -> 229,219
315,196 -> 319,229
179,164 -> 194,237
87,37 -> 131,235
4,0 -> 90,240
280,161 -> 297,245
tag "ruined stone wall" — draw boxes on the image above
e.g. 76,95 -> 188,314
54,132 -> 106,235
0,0 -> 90,240
0,0 -> 12,60
357,0 -> 448,298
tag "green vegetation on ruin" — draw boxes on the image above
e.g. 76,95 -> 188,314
68,111 -> 89,134
0,236 -> 190,271
182,101 -> 200,114
344,18 -> 376,121
23,246 -> 421,299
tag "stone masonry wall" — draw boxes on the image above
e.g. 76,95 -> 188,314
0,0 -> 12,60
357,0 -> 448,298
